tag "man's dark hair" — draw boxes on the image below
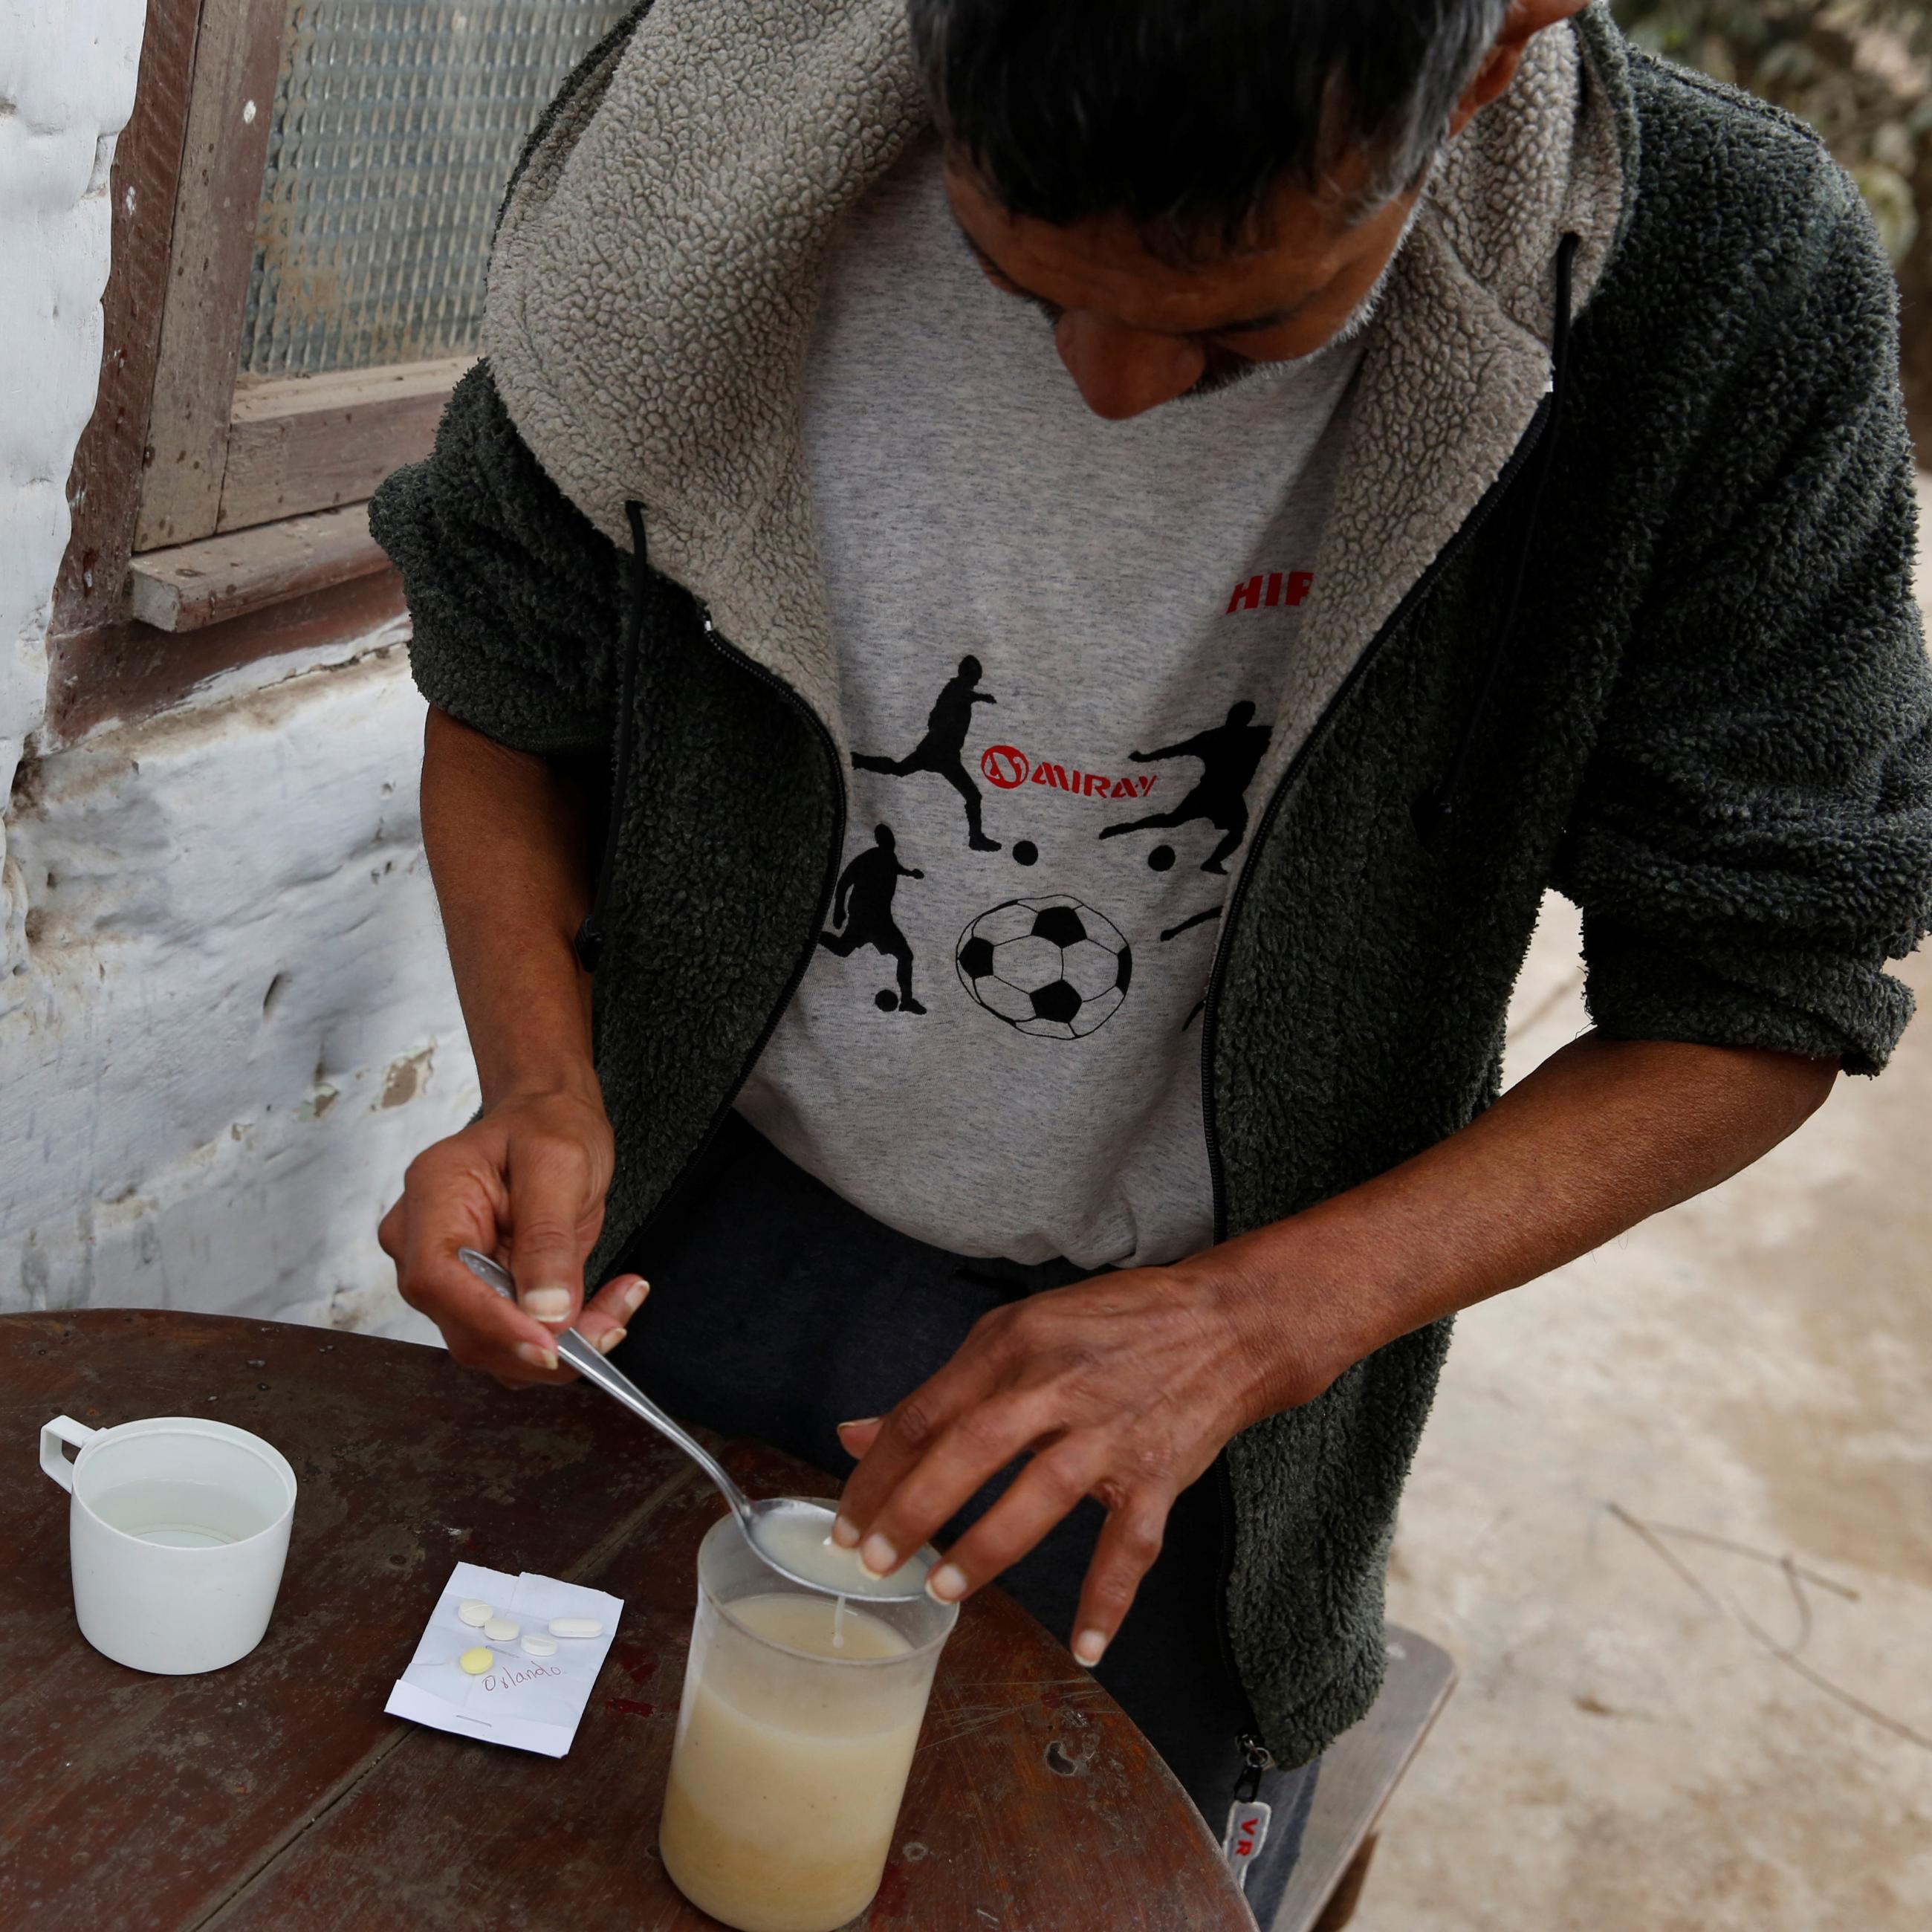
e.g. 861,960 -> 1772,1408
907,0 -> 1511,256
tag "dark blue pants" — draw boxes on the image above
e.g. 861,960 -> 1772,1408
609,1113 -> 1317,1925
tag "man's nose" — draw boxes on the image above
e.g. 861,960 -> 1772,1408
1054,311 -> 1205,420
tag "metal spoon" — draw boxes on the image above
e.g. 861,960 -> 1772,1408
456,1247 -> 930,1603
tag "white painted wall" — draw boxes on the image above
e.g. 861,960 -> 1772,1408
1,1 -> 474,1338
4,642 -> 478,1333
1,0 -> 146,970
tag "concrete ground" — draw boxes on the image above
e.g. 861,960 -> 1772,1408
1360,485 -> 1932,1931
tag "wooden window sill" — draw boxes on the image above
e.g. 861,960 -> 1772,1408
126,502 -> 386,633
219,356 -> 470,531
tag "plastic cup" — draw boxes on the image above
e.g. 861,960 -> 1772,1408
658,1511 -> 957,1932
39,1413 -> 296,1674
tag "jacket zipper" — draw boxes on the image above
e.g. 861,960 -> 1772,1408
661,406 -> 1550,1746
1197,394 -> 1555,1740
646,605 -> 849,1213
1199,391 -> 1555,1245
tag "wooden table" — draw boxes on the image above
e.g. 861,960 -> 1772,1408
1,1311 -> 1254,1931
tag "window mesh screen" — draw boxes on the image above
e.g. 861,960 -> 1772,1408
241,1 -> 636,377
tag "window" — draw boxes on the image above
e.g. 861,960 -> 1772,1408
53,0 -> 632,703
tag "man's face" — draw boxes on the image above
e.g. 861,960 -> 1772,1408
945,155 -> 1422,421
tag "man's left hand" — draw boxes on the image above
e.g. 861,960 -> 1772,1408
830,1246 -> 1348,1667
832,1034 -> 1840,1668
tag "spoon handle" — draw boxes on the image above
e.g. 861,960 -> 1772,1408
456,1248 -> 753,1529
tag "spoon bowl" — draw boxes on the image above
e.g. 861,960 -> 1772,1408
456,1248 -> 932,1603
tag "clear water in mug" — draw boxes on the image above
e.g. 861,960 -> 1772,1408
87,1479 -> 275,1547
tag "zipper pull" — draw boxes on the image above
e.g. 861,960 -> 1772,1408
1234,1729 -> 1274,1806
1222,1731 -> 1277,1888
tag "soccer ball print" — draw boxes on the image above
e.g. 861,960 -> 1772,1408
955,896 -> 1133,1040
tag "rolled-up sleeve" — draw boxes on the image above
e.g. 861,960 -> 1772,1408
370,360 -> 624,757
1554,181 -> 1932,1075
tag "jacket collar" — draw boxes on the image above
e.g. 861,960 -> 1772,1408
485,1 -> 1637,759
1252,2 -> 1636,822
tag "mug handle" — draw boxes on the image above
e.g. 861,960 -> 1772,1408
40,1416 -> 98,1492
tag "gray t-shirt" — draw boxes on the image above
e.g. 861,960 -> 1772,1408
738,135 -> 1366,1268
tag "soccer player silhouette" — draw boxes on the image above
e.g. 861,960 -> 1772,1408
1099,701 -> 1271,874
852,655 -> 1001,852
819,824 -> 927,1014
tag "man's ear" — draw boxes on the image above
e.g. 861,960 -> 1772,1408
1445,0 -> 1592,141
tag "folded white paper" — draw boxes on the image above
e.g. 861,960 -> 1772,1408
385,1560 -> 625,1757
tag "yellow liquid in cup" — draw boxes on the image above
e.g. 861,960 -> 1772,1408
659,1593 -> 923,1932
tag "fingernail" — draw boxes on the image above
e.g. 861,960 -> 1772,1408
515,1343 -> 559,1372
619,1279 -> 650,1319
836,1416 -> 880,1434
859,1534 -> 899,1578
594,1326 -> 626,1355
830,1514 -> 860,1549
1073,1628 -> 1107,1668
522,1287 -> 572,1323
927,1563 -> 968,1603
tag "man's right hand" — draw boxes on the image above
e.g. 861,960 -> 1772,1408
377,1080 -> 646,1387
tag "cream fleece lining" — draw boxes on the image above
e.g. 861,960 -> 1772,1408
484,0 -> 1631,777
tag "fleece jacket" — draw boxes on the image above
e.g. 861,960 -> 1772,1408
370,1 -> 1932,1766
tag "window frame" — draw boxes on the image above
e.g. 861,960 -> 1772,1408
137,0 -> 472,553
134,0 -> 473,595
50,0 -> 469,730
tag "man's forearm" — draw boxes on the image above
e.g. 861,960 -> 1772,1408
829,1031 -> 1839,1638
421,706 -> 598,1108
1217,1033 -> 1839,1419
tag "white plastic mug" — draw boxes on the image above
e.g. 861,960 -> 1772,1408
39,1413 -> 297,1674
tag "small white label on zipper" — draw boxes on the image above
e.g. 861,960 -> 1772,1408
1222,1799 -> 1271,1887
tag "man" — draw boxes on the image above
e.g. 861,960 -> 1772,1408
1101,700 -> 1274,873
373,0 -> 1932,1916
820,822 -> 927,1014
853,653 -> 1002,852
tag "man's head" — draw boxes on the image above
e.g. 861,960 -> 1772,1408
959,654 -> 983,680
910,0 -> 1588,418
